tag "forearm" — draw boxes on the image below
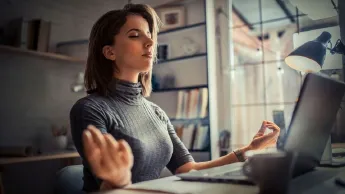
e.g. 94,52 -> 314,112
193,145 -> 250,171
176,145 -> 250,174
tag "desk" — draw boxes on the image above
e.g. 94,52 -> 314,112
0,151 -> 80,194
0,151 -> 80,165
98,167 -> 345,194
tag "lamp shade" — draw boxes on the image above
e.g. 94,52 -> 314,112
285,31 -> 332,72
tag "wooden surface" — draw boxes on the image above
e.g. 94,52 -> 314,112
98,167 -> 345,194
332,143 -> 345,149
0,151 -> 80,165
0,45 -> 85,63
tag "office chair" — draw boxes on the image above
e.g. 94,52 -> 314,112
55,164 -> 84,194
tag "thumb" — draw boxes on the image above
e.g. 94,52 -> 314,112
257,121 -> 268,136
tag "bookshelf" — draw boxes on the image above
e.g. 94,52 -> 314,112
0,44 -> 85,63
158,22 -> 206,35
157,53 -> 207,64
170,117 -> 209,123
152,84 -> 208,92
151,0 -> 213,161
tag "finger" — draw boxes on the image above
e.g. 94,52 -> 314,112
118,140 -> 134,168
257,121 -> 268,135
265,120 -> 275,125
257,132 -> 278,142
265,124 -> 281,133
82,129 -> 102,171
265,123 -> 279,128
87,125 -> 107,149
104,134 -> 120,162
260,128 -> 280,139
87,125 -> 115,169
82,129 -> 98,158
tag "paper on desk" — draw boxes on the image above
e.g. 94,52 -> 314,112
120,176 -> 216,194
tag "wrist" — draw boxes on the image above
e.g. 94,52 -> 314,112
241,145 -> 252,153
234,145 -> 251,162
100,181 -> 114,191
102,172 -> 132,190
101,179 -> 131,190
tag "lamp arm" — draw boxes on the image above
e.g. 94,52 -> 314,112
329,39 -> 345,55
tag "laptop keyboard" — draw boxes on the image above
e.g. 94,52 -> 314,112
222,169 -> 244,176
213,168 -> 244,177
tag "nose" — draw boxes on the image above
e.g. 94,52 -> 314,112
145,37 -> 153,48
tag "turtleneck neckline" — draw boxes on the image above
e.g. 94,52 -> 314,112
108,78 -> 143,105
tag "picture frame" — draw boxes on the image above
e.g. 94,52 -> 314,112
157,43 -> 170,61
158,6 -> 185,31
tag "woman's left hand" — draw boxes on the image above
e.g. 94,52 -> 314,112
248,120 -> 281,150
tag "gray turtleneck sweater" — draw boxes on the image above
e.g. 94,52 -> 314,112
70,78 -> 194,192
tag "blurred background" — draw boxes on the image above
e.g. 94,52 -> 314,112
0,0 -> 344,193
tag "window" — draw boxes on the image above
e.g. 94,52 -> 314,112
228,0 -> 343,149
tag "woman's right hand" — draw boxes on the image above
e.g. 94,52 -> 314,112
82,125 -> 134,189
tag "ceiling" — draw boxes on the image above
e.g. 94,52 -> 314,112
229,0 -> 339,65
232,0 -> 339,34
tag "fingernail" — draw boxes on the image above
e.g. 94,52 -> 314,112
84,130 -> 91,138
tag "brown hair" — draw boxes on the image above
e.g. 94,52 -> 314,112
84,4 -> 161,97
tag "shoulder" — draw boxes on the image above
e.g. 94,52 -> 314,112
144,99 -> 169,123
70,94 -> 109,116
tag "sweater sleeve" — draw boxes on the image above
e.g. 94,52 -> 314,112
152,106 -> 195,174
166,119 -> 195,174
69,98 -> 108,192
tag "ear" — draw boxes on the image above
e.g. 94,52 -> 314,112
102,45 -> 116,61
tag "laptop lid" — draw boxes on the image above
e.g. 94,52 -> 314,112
282,73 -> 345,167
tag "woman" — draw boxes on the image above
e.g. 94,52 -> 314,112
70,3 -> 280,192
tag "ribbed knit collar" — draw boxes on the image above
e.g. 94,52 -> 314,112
108,78 -> 143,105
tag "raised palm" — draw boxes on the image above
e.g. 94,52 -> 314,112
82,125 -> 133,188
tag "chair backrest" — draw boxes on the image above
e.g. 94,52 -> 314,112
55,165 -> 84,194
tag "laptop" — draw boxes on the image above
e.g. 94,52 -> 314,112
177,73 -> 345,184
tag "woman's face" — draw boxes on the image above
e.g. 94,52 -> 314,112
109,14 -> 154,74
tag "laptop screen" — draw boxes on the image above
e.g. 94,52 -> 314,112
283,73 -> 345,163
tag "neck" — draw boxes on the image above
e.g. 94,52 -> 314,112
113,70 -> 140,83
108,77 -> 143,105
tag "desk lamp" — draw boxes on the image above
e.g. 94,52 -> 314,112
285,31 -> 345,72
284,31 -> 345,166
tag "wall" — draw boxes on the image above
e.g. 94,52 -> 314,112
0,1 -> 127,193
0,52 -> 85,149
0,0 -> 129,52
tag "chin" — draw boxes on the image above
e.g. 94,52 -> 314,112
140,62 -> 153,72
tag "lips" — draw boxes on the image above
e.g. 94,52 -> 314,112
142,52 -> 153,58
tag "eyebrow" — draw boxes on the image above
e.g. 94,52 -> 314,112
126,28 -> 151,35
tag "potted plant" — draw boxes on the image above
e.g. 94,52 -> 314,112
51,125 -> 68,150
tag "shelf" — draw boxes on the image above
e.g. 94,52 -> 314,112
56,39 -> 88,47
157,53 -> 207,64
231,102 -> 297,107
152,84 -> 208,92
189,149 -> 209,152
158,22 -> 206,35
0,45 -> 86,63
170,117 -> 209,124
